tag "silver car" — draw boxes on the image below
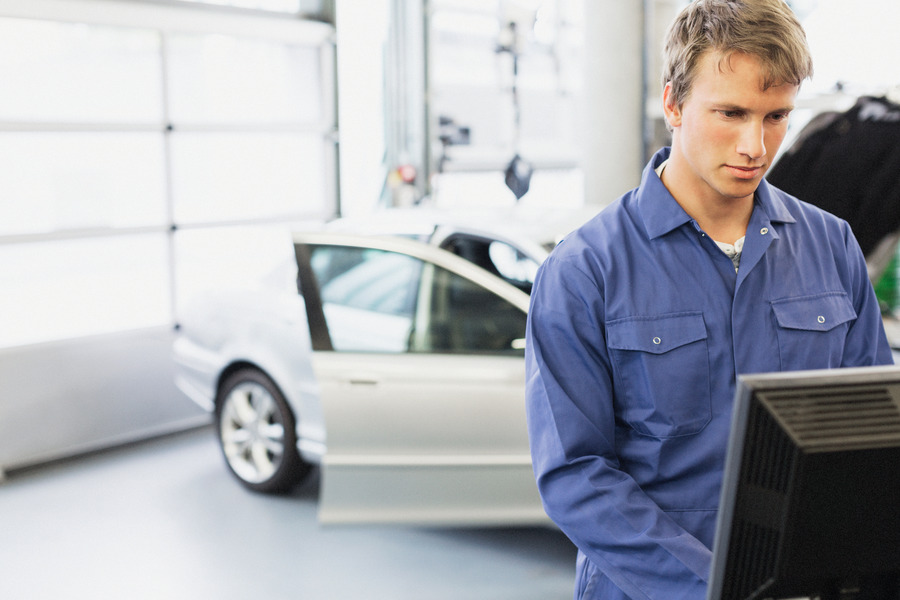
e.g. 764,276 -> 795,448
173,210 -> 595,525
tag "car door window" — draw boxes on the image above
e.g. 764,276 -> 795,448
413,263 -> 526,355
308,245 -> 421,352
304,243 -> 526,356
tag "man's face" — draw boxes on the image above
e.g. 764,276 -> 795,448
664,51 -> 799,206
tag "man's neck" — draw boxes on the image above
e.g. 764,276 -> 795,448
658,154 -> 753,245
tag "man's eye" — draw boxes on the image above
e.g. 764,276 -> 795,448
720,110 -> 741,118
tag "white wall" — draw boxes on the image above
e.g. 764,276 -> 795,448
334,0 -> 391,216
582,0 -> 645,205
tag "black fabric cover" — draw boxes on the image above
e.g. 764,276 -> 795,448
767,96 -> 900,258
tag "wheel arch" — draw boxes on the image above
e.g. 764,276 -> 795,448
214,360 -> 276,408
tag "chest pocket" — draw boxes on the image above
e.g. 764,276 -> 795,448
771,292 -> 857,370
606,312 -> 711,438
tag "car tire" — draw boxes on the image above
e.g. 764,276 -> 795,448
215,367 -> 311,494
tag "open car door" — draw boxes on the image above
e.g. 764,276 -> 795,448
294,232 -> 548,526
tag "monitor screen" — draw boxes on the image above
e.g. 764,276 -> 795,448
707,365 -> 900,600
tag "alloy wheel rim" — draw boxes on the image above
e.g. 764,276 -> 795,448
220,381 -> 286,484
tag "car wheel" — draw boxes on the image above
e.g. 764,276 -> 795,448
215,368 -> 311,494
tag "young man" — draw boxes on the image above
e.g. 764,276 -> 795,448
525,1 -> 894,599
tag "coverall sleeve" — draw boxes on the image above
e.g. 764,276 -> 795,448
838,222 -> 894,367
525,257 -> 710,600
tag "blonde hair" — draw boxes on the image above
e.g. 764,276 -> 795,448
663,0 -> 813,107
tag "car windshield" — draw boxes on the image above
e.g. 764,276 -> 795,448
439,234 -> 539,294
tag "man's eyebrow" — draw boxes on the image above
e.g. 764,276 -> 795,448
712,103 -> 795,112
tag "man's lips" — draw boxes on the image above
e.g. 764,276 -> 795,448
726,164 -> 765,180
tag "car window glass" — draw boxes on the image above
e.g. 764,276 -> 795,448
413,264 -> 526,355
309,246 -> 421,352
440,234 -> 538,294
487,241 -> 538,294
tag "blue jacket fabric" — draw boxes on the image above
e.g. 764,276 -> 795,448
525,147 -> 894,600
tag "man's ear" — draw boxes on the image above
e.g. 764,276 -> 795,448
663,82 -> 682,129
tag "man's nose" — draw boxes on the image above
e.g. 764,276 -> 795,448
736,121 -> 766,160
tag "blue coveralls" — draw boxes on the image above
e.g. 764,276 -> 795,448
525,147 -> 894,600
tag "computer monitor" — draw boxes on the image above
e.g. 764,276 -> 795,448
707,365 -> 900,600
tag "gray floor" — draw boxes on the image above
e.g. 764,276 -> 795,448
0,426 -> 577,600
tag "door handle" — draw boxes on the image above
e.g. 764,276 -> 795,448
344,374 -> 380,386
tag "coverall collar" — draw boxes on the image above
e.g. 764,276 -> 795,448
636,147 -> 796,241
